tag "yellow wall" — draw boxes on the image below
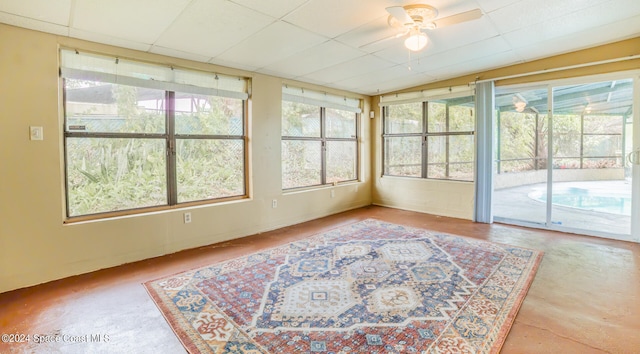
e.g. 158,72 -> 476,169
371,37 -> 640,220
0,24 -> 372,293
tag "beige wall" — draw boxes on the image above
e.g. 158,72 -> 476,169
2,22 -> 639,293
0,24 -> 372,293
369,93 -> 475,220
371,37 -> 640,220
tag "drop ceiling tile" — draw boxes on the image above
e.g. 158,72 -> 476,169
72,0 -> 190,44
208,57 -> 259,73
476,0 -> 522,13
149,45 -> 213,63
370,40 -> 429,65
335,15 -> 402,52
262,40 -> 365,78
373,73 -> 438,95
333,64 -> 416,93
69,28 -> 151,52
230,0 -> 308,18
430,0 -> 483,20
155,0 -> 275,58
0,0 -> 71,25
426,50 -> 522,80
502,0 -> 640,50
257,67 -> 297,79
373,32 -> 511,70
283,0 -> 391,38
409,36 -> 512,73
0,12 -> 68,36
487,0 -> 608,33
214,21 -> 327,69
303,54 -> 395,84
425,17 -> 500,55
513,13 -> 640,61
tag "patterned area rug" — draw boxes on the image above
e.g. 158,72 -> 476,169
145,219 -> 543,353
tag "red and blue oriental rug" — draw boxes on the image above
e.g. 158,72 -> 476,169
145,219 -> 542,353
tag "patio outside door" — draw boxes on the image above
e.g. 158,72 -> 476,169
492,74 -> 639,242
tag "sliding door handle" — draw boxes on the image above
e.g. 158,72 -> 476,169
628,149 -> 640,165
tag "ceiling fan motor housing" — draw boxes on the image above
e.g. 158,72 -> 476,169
404,4 -> 438,28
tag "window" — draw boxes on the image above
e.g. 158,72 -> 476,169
382,94 -> 475,181
281,86 -> 360,189
61,50 -> 248,218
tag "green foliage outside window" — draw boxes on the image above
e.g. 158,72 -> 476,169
282,101 -> 358,189
65,80 -> 245,217
383,98 -> 475,181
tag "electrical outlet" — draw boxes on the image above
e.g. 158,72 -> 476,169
183,212 -> 192,224
330,190 -> 335,198
272,199 -> 277,208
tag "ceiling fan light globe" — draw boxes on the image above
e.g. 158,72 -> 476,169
404,33 -> 428,51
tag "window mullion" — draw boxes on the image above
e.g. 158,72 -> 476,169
320,107 -> 327,185
166,91 -> 177,206
422,101 -> 428,179
445,103 -> 450,179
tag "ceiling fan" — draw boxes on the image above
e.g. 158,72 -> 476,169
372,4 -> 483,52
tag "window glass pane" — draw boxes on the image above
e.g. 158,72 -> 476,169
384,137 -> 421,177
495,86 -> 549,174
428,102 -> 446,133
175,94 -> 243,136
176,139 -> 244,203
448,102 -> 475,132
427,135 -> 475,180
553,158 -> 581,169
583,135 -> 622,157
583,115 -> 623,134
427,136 -> 446,179
449,163 -> 474,181
326,108 -> 356,138
449,135 -> 475,181
499,112 -> 537,160
583,158 -> 620,169
282,140 -> 322,188
384,103 -> 422,134
326,141 -> 357,183
282,101 -> 321,137
500,160 -> 535,174
65,80 -> 165,134
428,98 -> 475,133
66,138 -> 167,216
553,114 -> 581,157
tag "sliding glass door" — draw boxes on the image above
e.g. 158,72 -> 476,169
549,80 -> 633,235
492,74 -> 639,241
493,85 -> 549,226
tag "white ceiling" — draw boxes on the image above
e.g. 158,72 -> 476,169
1,0 -> 639,95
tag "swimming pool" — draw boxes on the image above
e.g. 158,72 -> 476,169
529,187 -> 631,216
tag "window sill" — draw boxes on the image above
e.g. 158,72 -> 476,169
282,180 -> 361,195
379,175 -> 474,184
63,195 -> 250,225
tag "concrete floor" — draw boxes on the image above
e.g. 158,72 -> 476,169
494,180 -> 634,241
1,206 -> 639,353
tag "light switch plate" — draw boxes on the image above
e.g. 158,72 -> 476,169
30,126 -> 43,141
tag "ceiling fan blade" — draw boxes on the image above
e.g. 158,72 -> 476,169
386,6 -> 415,26
432,8 -> 482,28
